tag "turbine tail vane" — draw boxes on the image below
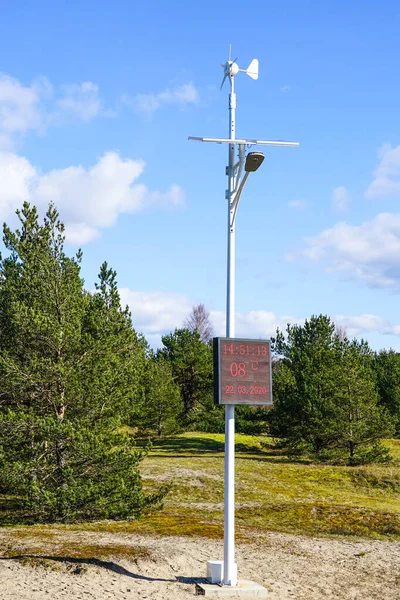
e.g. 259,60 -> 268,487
246,58 -> 259,80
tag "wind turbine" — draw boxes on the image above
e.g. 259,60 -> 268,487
220,56 -> 259,89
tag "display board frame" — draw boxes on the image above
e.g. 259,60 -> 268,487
213,337 -> 273,406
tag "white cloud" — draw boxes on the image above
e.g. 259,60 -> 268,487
332,186 -> 351,212
210,310 -> 304,339
0,71 -> 198,146
64,223 -> 100,245
55,82 -> 102,121
0,72 -> 109,147
145,184 -> 185,209
0,73 -> 44,136
288,199 -> 308,210
0,71 -> 198,147
127,82 -> 199,113
366,143 -> 400,199
117,288 -> 400,348
118,291 -> 305,343
334,314 -> 400,339
302,213 -> 400,288
0,150 -> 185,244
295,144 -> 400,288
119,290 -> 192,334
333,314 -> 388,337
0,152 -> 36,211
280,84 -> 292,93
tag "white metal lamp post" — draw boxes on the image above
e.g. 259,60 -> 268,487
224,149 -> 264,587
189,53 -> 298,587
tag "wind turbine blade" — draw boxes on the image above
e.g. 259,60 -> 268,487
246,58 -> 259,80
228,44 -> 231,61
220,74 -> 227,90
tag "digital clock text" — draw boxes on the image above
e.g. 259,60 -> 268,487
223,343 -> 268,356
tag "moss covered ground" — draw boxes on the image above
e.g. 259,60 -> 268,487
0,433 -> 399,561
129,433 -> 400,540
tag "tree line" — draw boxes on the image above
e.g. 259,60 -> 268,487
0,203 -> 399,522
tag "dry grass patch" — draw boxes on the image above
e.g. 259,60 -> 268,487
0,528 -> 152,568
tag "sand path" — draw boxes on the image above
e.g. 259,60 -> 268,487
0,529 -> 399,599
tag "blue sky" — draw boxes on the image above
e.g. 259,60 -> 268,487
1,1 -> 400,349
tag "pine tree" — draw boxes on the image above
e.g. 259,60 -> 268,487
0,203 -> 166,521
270,315 -> 340,453
373,349 -> 400,435
270,315 -> 394,464
134,353 -> 181,437
160,328 -> 213,425
331,340 -> 394,464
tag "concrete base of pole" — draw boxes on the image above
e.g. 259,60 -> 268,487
195,579 -> 268,597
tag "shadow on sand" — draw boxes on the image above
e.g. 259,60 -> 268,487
0,555 -> 176,582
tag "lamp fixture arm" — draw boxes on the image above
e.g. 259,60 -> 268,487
230,170 -> 250,227
229,144 -> 248,225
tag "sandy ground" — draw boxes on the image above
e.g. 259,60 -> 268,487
0,529 -> 399,599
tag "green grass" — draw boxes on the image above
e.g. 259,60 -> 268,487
0,433 -> 399,559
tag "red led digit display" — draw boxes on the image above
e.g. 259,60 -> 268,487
213,337 -> 273,406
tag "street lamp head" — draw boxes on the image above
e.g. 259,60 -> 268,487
245,151 -> 265,172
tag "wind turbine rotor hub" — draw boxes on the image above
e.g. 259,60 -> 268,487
223,61 -> 239,77
229,62 -> 239,76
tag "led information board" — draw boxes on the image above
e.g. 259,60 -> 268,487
213,337 -> 273,406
